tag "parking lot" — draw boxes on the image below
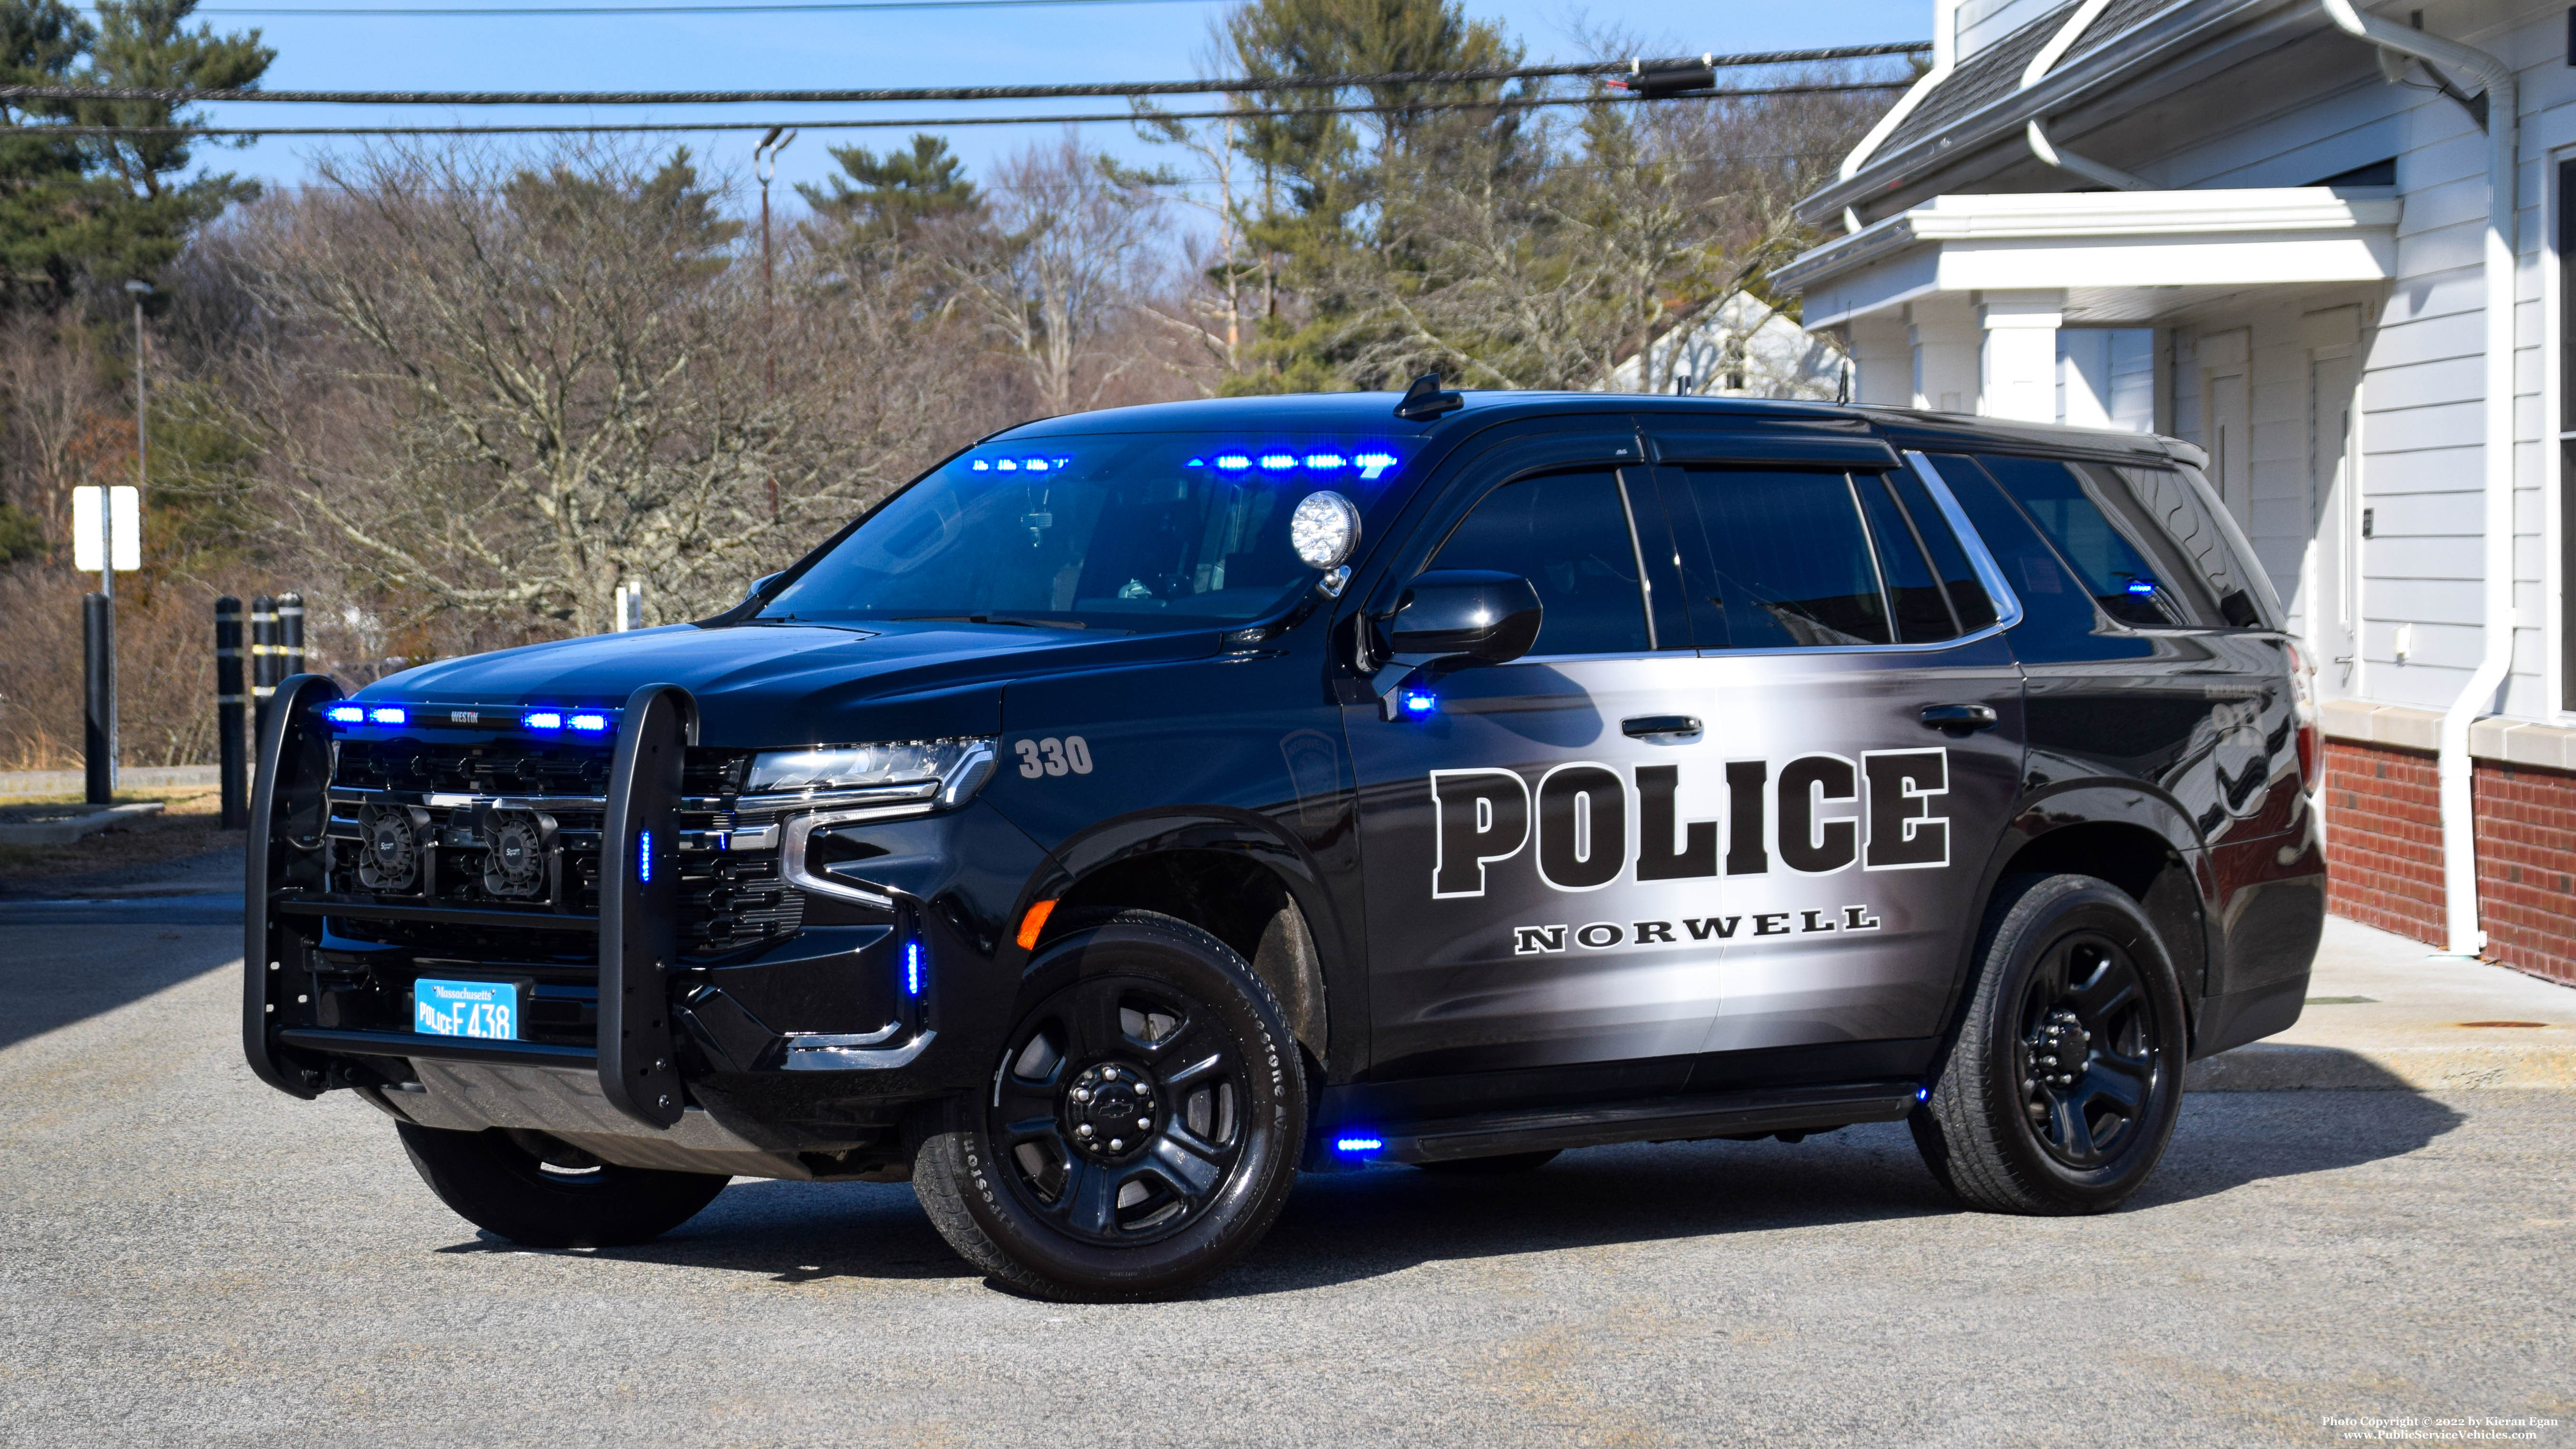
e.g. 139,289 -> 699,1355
5,900 -> 2571,1449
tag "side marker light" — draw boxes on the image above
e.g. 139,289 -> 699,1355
1916,1085 -> 1931,1102
638,830 -> 653,884
1333,1135 -> 1384,1154
1399,689 -> 1437,717
1016,899 -> 1058,951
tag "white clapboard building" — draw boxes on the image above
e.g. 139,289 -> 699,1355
1772,0 -> 2576,981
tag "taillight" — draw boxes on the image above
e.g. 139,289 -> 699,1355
2285,642 -> 2321,795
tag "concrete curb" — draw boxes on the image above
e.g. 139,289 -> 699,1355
0,766 -> 218,799
0,801 -> 167,847
2188,1041 -> 2576,1091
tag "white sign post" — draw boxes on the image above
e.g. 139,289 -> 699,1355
72,485 -> 141,577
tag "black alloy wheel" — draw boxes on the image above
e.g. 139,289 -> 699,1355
1911,873 -> 2186,1215
992,974 -> 1252,1242
2014,930 -> 2159,1169
911,910 -> 1305,1301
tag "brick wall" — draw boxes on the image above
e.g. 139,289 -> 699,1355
2319,738 -> 2576,985
2474,760 -> 2576,986
2321,740 -> 2444,947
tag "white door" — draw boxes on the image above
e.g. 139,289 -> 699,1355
2308,351 -> 2363,698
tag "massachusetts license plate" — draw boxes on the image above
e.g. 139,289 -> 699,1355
413,978 -> 520,1040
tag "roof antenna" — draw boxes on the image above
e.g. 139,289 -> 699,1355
1395,371 -> 1464,421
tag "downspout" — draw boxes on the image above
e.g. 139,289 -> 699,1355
2319,0 -> 2517,956
1837,0 -> 1963,232
2022,0 -> 2153,189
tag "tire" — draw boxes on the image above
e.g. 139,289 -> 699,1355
1413,1150 -> 1561,1175
395,1121 -> 730,1248
1910,873 -> 2187,1216
911,910 -> 1306,1301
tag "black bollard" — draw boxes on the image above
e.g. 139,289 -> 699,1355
277,591 -> 305,677
83,592 -> 115,804
216,596 -> 246,829
250,594 -> 278,747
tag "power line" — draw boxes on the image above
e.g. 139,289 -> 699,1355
179,0 -> 1212,12
0,43 -> 1927,107
12,82 -> 1911,137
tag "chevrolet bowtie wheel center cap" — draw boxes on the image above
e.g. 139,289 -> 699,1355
1066,1062 -> 1158,1160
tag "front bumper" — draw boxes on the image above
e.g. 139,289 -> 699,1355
245,678 -> 1045,1178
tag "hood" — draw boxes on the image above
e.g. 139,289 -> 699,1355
366,620 -> 1217,747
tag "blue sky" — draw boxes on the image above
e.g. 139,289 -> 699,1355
181,0 -> 1926,203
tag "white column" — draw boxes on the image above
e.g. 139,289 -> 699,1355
1979,289 -> 2064,423
1907,297 -> 1979,414
1847,315 -> 1911,406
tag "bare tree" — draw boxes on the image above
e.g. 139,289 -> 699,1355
214,141 -> 965,637
953,136 -> 1166,416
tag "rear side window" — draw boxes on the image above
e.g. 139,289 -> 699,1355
1973,453 -> 2198,627
1431,471 -> 1650,656
1853,472 -> 1963,643
2108,463 -> 2278,628
1886,466 -> 1998,632
1665,469 -> 1892,649
1927,454 -> 2116,658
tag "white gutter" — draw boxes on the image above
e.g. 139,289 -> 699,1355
2319,0 -> 2516,956
2021,0 -> 2153,190
1835,0 -> 1961,231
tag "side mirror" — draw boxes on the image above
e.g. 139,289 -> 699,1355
1388,569 -> 1542,664
744,572 -> 782,606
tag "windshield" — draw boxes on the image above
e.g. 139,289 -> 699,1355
758,433 -> 1413,629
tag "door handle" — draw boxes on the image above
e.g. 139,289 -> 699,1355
1622,714 -> 1702,739
1919,703 -> 1998,734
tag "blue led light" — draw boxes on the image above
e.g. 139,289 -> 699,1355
971,459 -> 990,470
1333,1135 -> 1384,1153
905,939 -> 924,997
369,706 -> 407,726
568,712 -> 610,733
2125,580 -> 2158,596
1399,689 -> 1437,717
1304,453 -> 1347,471
521,710 -> 563,731
1214,454 -> 1251,471
1184,457 -> 1206,467
1259,453 -> 1296,471
638,830 -> 653,884
1355,452 -> 1399,480
1025,458 -> 1050,473
324,704 -> 364,724
1916,1084 -> 1931,1102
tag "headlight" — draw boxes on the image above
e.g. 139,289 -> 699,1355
744,737 -> 998,807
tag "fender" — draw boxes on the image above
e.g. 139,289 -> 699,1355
243,673 -> 342,1099
1015,805 -> 1359,1076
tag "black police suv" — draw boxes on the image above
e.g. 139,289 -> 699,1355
243,385 -> 2325,1300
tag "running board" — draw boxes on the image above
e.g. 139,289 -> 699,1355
1366,1081 -> 1920,1165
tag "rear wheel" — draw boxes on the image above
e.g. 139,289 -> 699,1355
1911,874 -> 2186,1215
395,1122 -> 730,1247
911,911 -> 1305,1301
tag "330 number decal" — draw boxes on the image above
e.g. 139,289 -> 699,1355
1015,735 -> 1094,778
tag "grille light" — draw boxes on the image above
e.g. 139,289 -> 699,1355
638,830 -> 653,884
368,706 -> 407,725
323,704 -> 364,724
568,712 -> 610,732
1398,689 -> 1437,717
904,939 -> 924,997
522,711 -> 563,731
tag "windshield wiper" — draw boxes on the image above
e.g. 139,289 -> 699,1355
892,613 -> 1088,631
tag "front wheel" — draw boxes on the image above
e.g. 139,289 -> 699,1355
1910,874 -> 2187,1215
910,911 -> 1305,1301
395,1122 -> 730,1247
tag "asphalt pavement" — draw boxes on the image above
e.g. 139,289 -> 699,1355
3,903 -> 2571,1448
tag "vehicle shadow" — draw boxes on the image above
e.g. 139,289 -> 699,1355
0,913 -> 243,1053
491,1086 -> 2464,1298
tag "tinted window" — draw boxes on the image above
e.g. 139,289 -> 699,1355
1974,453 -> 2189,627
1668,469 -> 1892,649
1927,454 -> 2126,660
2109,463 -> 2278,628
1853,473 -> 1959,642
1431,471 -> 1650,656
1887,466 -> 1998,632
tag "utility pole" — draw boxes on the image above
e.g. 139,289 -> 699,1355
753,127 -> 795,521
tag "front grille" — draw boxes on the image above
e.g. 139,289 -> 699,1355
323,737 -> 804,960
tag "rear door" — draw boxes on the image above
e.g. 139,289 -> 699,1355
1642,431 -> 2028,1056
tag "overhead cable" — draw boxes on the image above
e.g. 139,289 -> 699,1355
0,42 -> 1927,107
188,0 -> 1217,12
8,82 -> 1912,137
